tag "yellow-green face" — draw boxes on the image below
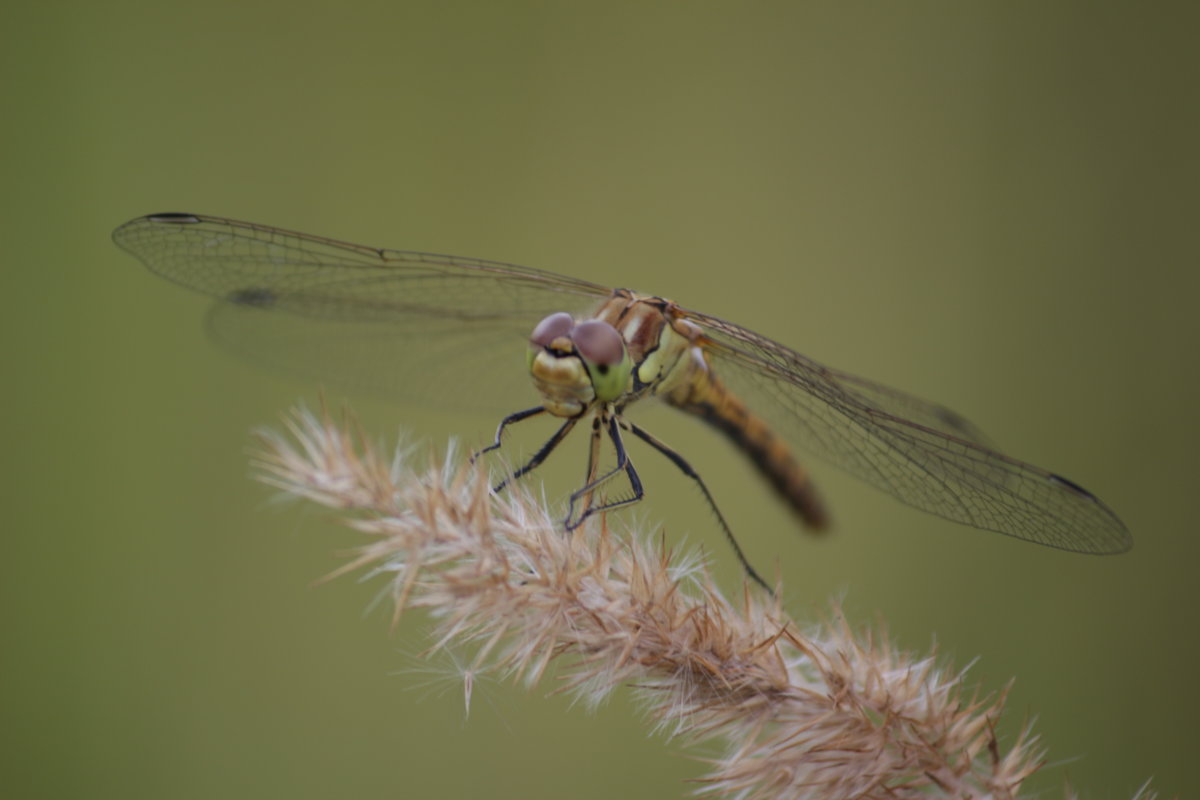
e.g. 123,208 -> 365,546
527,313 -> 633,415
575,320 -> 633,402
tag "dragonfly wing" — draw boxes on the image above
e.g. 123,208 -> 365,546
680,307 -> 1131,554
113,214 -> 611,304
114,214 -> 613,412
204,299 -> 536,411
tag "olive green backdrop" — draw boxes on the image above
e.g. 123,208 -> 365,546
3,2 -> 1195,797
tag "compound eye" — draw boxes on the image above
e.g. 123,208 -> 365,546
530,312 -> 575,348
571,320 -> 625,366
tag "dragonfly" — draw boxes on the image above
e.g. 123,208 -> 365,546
113,213 -> 1131,590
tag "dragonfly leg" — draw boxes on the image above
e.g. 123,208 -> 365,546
626,420 -> 773,594
578,416 -> 604,521
490,415 -> 579,494
566,415 -> 644,529
471,406 -> 547,463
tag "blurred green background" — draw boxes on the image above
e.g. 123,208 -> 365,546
3,2 -> 1196,797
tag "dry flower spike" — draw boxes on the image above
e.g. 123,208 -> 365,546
250,405 -> 1155,800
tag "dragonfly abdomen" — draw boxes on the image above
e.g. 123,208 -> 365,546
668,374 -> 829,531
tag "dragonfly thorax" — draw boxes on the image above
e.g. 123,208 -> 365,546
527,312 -> 633,417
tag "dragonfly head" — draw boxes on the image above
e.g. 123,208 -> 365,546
527,312 -> 632,416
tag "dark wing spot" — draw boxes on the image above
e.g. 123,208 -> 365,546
228,287 -> 276,308
936,407 -> 969,430
1049,472 -> 1097,500
146,213 -> 202,224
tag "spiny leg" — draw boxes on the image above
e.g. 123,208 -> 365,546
626,420 -> 772,594
489,415 -> 579,495
567,414 -> 644,529
578,416 -> 604,522
471,406 -> 547,464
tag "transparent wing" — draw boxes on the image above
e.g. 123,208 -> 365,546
679,306 -> 1131,554
115,213 -> 1130,553
113,213 -> 613,412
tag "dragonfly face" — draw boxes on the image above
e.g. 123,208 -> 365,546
527,291 -> 711,415
527,310 -> 633,416
113,213 -> 1132,592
